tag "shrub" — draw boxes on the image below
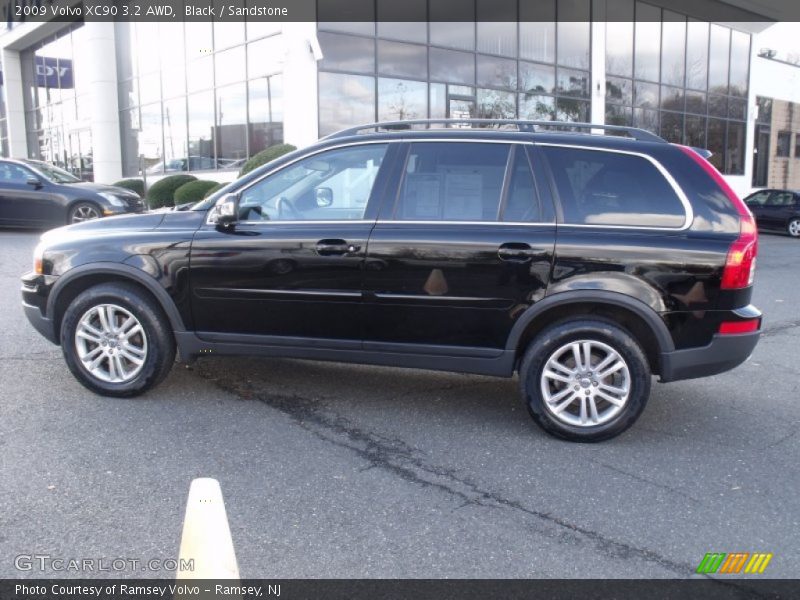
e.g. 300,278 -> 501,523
203,182 -> 226,198
174,180 -> 220,205
238,144 -> 296,177
112,179 -> 145,197
146,174 -> 197,209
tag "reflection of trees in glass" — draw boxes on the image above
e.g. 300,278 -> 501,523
476,89 -> 515,119
383,81 -> 421,121
555,98 -> 588,122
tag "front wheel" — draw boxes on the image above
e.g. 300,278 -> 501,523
60,283 -> 176,397
520,319 -> 651,442
68,201 -> 102,224
787,217 -> 800,238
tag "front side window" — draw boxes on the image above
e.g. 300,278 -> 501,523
394,142 -> 509,221
542,146 -> 686,228
745,191 -> 770,206
239,144 -> 388,221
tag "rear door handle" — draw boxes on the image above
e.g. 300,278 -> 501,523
316,239 -> 361,256
498,242 -> 536,262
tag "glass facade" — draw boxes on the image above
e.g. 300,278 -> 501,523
317,0 -> 592,136
115,21 -> 283,177
605,1 -> 751,175
20,24 -> 94,179
0,9 -> 757,184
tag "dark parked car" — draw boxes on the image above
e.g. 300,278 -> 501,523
21,120 -> 761,442
0,158 -> 144,227
743,188 -> 800,237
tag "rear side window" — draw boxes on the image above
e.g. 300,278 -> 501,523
395,142 -> 508,221
0,162 -> 32,184
542,146 -> 686,228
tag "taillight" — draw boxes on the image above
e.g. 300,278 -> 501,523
677,145 -> 758,289
719,319 -> 760,335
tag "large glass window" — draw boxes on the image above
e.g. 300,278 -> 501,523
115,22 -> 284,176
318,73 -> 375,137
249,75 -> 283,155
318,4 -> 591,134
604,9 -> 750,174
377,0 -> 427,43
634,3 -> 661,82
377,40 -> 428,79
430,48 -> 475,85
378,78 -> 427,122
476,0 -> 516,57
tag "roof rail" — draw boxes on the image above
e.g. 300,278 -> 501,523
325,119 -> 666,143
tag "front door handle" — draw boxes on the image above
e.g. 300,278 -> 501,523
316,239 -> 361,256
498,242 -> 536,262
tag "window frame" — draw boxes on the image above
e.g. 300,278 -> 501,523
381,139 -> 550,226
536,143 -> 694,231
209,140 -> 393,226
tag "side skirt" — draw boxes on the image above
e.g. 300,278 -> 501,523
175,332 -> 516,378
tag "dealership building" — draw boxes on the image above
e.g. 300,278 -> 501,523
0,1 -> 799,196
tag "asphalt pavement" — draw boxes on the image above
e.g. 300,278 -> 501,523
1,228 -> 798,579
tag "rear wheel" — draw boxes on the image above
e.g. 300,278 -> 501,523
520,318 -> 651,442
68,201 -> 102,224
787,217 -> 800,238
60,283 -> 175,397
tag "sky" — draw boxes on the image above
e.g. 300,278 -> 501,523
755,22 -> 800,63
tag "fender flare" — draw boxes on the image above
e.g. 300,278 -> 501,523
505,290 -> 675,354
47,262 -> 187,333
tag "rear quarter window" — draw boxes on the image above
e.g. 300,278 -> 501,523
541,146 -> 687,228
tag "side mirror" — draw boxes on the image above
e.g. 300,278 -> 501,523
211,193 -> 239,228
315,187 -> 333,207
26,177 -> 42,188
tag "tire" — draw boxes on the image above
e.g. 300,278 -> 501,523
519,318 -> 651,442
68,201 -> 102,224
787,217 -> 800,238
60,282 -> 176,397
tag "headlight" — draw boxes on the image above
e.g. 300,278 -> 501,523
33,241 -> 46,274
98,192 -> 127,207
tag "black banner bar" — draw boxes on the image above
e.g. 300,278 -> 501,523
2,579 -> 799,600
3,0 -> 800,24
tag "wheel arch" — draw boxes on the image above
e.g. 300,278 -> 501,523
507,291 -> 675,376
47,263 -> 186,341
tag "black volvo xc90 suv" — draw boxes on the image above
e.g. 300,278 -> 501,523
21,120 -> 761,442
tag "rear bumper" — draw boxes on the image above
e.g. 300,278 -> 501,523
660,331 -> 760,383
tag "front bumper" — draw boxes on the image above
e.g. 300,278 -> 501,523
660,330 -> 760,383
22,301 -> 58,344
21,271 -> 58,344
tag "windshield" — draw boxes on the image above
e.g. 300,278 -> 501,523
26,161 -> 81,184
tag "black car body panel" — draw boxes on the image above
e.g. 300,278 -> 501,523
22,125 -> 761,389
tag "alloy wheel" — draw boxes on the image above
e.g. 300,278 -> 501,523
74,304 -> 148,383
71,204 -> 101,223
540,339 -> 631,427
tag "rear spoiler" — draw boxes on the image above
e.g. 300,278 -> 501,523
687,146 -> 713,160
